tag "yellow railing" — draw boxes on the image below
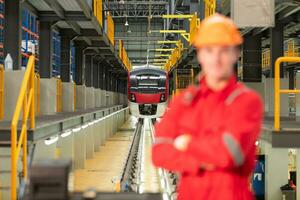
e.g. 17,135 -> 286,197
284,39 -> 299,57
262,49 -> 271,70
107,12 -> 115,46
274,57 -> 300,131
262,39 -> 300,69
119,40 -> 132,71
56,78 -> 62,112
189,14 -> 200,46
175,69 -> 194,94
74,83 -> 76,111
11,55 -> 35,200
164,41 -> 183,72
0,65 -> 4,119
205,0 -> 216,17
35,73 -> 41,115
93,0 -> 103,27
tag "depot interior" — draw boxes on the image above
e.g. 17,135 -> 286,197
0,0 -> 299,200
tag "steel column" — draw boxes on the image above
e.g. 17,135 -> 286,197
270,20 -> 284,78
98,62 -> 105,90
85,54 -> 93,87
92,57 -> 99,88
39,21 -> 53,78
74,45 -> 84,85
242,34 -> 262,82
4,0 -> 22,70
289,68 -> 295,89
60,35 -> 71,82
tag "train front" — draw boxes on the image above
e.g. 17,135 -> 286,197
128,67 -> 168,118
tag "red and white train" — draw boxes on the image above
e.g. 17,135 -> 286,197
128,67 -> 169,118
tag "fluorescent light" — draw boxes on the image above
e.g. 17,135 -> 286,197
88,121 -> 95,126
61,130 -> 72,138
82,124 -> 89,129
72,126 -> 81,133
44,136 -> 59,145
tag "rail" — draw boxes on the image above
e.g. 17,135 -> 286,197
11,55 -> 35,200
274,57 -> 300,131
35,73 -> 41,115
56,78 -> 62,112
0,64 -> 4,119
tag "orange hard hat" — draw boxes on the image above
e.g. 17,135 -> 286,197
193,13 -> 243,48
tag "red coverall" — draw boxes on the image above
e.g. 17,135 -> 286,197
152,75 -> 263,200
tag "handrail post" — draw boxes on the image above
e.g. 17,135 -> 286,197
31,66 -> 35,128
274,59 -> 280,131
11,126 -> 17,200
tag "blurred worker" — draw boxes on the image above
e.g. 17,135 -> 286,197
152,13 -> 263,200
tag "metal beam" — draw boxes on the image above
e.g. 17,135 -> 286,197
68,21 -> 81,34
44,0 -> 65,19
162,14 -> 194,19
38,11 -> 88,21
157,40 -> 179,44
21,1 -> 38,16
75,0 -> 92,19
158,30 -> 186,33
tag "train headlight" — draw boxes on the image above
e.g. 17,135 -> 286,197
131,94 -> 136,102
160,94 -> 165,102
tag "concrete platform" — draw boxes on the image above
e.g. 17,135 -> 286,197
74,117 -> 136,191
0,105 -> 124,141
262,116 -> 300,147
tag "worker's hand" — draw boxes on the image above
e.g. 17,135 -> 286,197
174,134 -> 191,151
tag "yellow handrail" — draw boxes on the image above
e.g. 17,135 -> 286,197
56,78 -> 62,112
35,73 -> 41,115
11,55 -> 35,200
189,14 -> 200,46
74,83 -> 76,111
0,64 -> 4,119
274,56 -> 300,131
205,0 -> 216,17
107,12 -> 115,46
93,0 -> 103,27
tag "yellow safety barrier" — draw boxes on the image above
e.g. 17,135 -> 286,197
35,73 -> 41,115
56,78 -> 62,112
164,41 -> 183,72
0,65 -> 4,119
11,55 -> 35,200
174,69 -> 194,94
107,12 -> 115,46
205,0 -> 216,17
119,40 -> 132,71
262,49 -> 271,69
93,0 -> 103,27
189,14 -> 200,45
262,40 -> 300,69
284,39 -> 300,57
274,57 -> 300,131
74,83 -> 76,111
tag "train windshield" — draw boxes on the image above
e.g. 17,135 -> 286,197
130,74 -> 166,94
